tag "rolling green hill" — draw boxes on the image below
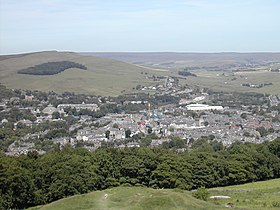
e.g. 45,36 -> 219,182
86,52 -> 280,70
1,51 -> 279,95
0,51 -> 169,96
29,179 -> 280,210
28,187 -> 225,210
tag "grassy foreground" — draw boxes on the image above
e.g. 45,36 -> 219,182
208,178 -> 280,210
29,179 -> 280,210
28,187 -> 225,210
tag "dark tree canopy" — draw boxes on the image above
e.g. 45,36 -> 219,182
178,71 -> 197,77
17,61 -> 87,75
0,138 -> 279,209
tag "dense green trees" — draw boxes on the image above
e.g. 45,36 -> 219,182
209,91 -> 267,107
0,84 -> 20,101
17,61 -> 87,75
0,107 -> 36,123
256,127 -> 275,137
0,139 -> 280,209
178,71 -> 197,77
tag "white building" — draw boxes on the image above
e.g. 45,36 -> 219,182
186,104 -> 224,111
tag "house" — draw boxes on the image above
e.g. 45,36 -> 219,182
1,118 -> 8,124
126,141 -> 140,148
57,102 -> 99,112
16,119 -> 33,127
109,128 -> 125,140
25,95 -> 34,101
42,104 -> 58,115
0,103 -> 7,110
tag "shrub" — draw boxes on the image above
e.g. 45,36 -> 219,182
192,187 -> 209,201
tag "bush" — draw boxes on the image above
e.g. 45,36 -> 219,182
193,187 -> 209,201
272,201 -> 280,207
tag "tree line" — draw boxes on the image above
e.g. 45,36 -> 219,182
17,61 -> 87,75
0,138 -> 279,209
178,71 -> 197,77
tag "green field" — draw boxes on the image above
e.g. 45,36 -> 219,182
28,187 -> 225,210
28,179 -> 280,210
208,178 -> 280,210
181,70 -> 280,94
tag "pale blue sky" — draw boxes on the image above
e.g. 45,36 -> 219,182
0,0 -> 279,54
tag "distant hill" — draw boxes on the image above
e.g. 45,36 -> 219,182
0,51 -> 168,95
85,52 -> 280,69
84,52 -> 280,95
28,187 -> 226,210
1,51 -> 279,95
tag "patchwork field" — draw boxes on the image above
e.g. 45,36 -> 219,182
180,70 -> 280,94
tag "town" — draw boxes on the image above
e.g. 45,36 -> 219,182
1,77 -> 279,156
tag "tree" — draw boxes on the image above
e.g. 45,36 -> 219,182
210,140 -> 223,152
147,127 -> 153,134
166,137 -> 186,149
105,130 -> 110,139
52,111 -> 60,119
241,113 -> 247,119
125,129 -> 131,138
256,127 -> 267,137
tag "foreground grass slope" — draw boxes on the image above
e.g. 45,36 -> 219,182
29,179 -> 280,210
209,178 -> 280,210
29,187 -> 225,210
0,51 -> 169,96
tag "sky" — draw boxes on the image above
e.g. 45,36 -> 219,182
0,0 -> 279,54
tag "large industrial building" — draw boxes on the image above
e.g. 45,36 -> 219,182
186,104 -> 224,111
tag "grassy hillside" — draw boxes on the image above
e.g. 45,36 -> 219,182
208,178 -> 280,210
85,52 -> 280,69
87,52 -> 280,95
29,179 -> 280,210
28,187 -> 225,210
1,51 -> 279,95
0,51 -> 169,96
